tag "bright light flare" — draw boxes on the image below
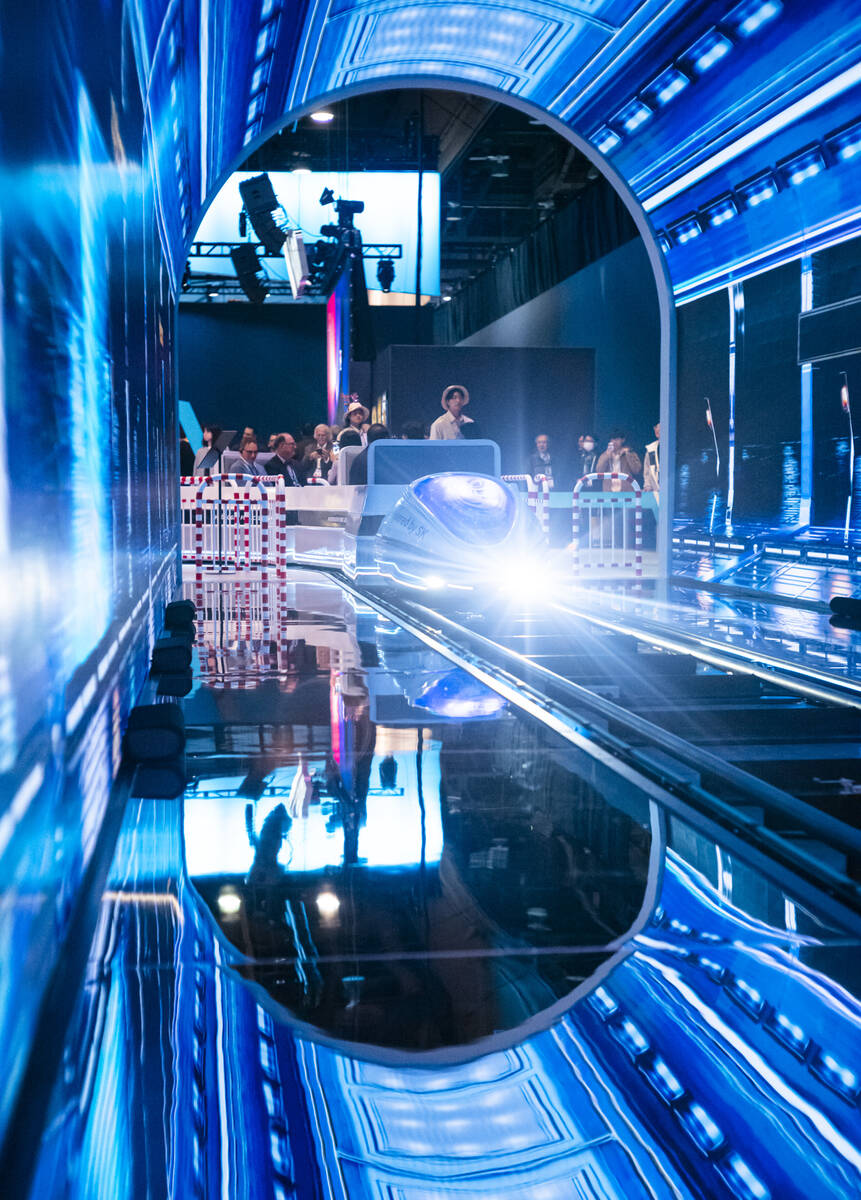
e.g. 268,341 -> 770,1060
217,889 -> 242,916
316,890 -> 340,918
489,559 -> 560,604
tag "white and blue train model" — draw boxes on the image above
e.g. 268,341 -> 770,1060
373,472 -> 545,594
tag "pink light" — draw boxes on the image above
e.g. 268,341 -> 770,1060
326,291 -> 339,427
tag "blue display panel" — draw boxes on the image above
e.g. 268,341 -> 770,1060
191,170 -> 441,296
0,0 -> 178,1143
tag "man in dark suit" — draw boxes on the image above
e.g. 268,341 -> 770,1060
269,434 -> 306,487
528,433 -> 553,484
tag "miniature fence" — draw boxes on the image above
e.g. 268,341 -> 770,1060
572,473 -> 642,577
501,474 -> 551,539
181,474 -> 316,568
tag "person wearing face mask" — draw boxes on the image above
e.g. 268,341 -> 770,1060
576,434 -> 598,484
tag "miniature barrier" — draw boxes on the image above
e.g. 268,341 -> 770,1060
572,473 -> 642,577
501,474 -> 550,539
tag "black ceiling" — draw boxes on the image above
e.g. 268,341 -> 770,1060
240,89 -> 597,296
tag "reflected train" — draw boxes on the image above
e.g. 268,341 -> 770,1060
373,472 -> 546,594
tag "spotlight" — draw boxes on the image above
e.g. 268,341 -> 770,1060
319,187 -> 335,206
238,173 -> 285,254
217,890 -> 242,916
230,243 -> 268,303
310,110 -> 334,123
376,257 -> 395,292
316,890 -> 340,917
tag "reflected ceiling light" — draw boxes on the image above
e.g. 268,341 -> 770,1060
670,215 -> 703,244
828,120 -> 861,162
779,145 -> 826,186
737,170 -> 779,207
590,125 -> 621,154
292,166 -> 311,175
217,889 -> 242,915
647,66 -> 690,106
310,109 -> 335,123
703,194 -> 739,226
315,890 -> 340,917
612,99 -> 652,135
682,27 -> 733,74
726,0 -> 783,37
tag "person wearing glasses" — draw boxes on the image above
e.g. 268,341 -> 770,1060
236,436 -> 266,476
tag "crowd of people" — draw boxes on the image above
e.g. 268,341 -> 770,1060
526,423 -> 660,497
179,384 -> 659,495
178,387 -> 471,487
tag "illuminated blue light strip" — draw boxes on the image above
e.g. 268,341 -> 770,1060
590,125 -> 622,154
683,28 -> 733,75
799,255 -> 813,526
727,283 -> 741,525
642,63 -> 861,212
648,66 -> 690,107
780,147 -> 826,186
829,120 -> 861,161
636,953 -> 861,1173
200,0 -> 209,200
727,0 -> 783,38
673,209 -> 861,302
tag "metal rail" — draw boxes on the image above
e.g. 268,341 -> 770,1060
332,573 -> 861,935
189,240 -> 403,259
550,596 -> 861,710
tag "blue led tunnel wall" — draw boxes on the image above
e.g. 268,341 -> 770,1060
3,0 -> 861,1158
0,0 -> 177,1143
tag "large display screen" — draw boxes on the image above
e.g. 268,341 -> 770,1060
0,0 -> 178,1146
190,170 -> 441,297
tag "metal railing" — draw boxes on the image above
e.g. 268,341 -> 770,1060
572,472 -> 643,577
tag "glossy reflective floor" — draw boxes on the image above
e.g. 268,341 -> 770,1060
572,577 -> 861,686
29,572 -> 861,1199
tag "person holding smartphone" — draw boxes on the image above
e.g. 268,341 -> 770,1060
596,432 -> 641,492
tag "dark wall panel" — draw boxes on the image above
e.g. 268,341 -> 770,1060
457,240 -> 660,457
675,290 -> 729,523
179,305 -> 327,441
375,345 -> 594,479
812,239 -> 861,527
734,261 -> 801,525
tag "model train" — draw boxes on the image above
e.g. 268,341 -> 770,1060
373,472 -> 544,595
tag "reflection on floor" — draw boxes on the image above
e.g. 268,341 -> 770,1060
575,577 -> 861,685
29,573 -> 861,1199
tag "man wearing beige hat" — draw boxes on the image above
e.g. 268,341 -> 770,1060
339,400 -> 370,447
429,384 -> 474,439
